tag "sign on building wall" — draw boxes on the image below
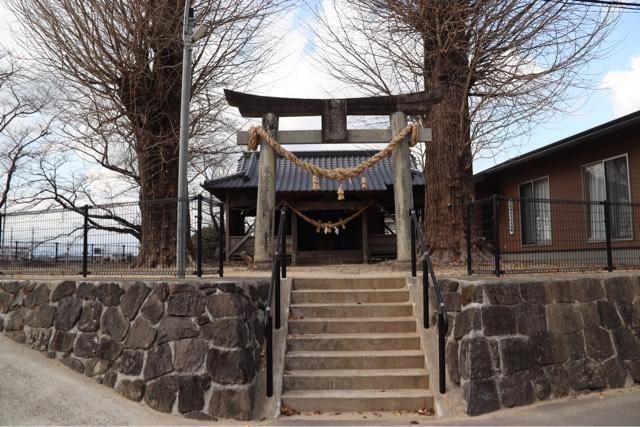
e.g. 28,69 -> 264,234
508,199 -> 515,235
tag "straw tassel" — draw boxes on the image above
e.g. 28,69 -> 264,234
337,182 -> 345,200
361,176 -> 368,190
312,175 -> 320,190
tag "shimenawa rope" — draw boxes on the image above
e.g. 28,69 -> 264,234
283,201 -> 373,234
247,123 -> 419,199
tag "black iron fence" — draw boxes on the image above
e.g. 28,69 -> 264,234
467,195 -> 640,275
0,196 -> 224,277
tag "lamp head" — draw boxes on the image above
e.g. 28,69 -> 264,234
192,23 -> 211,42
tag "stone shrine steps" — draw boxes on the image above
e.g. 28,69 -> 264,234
282,277 -> 433,414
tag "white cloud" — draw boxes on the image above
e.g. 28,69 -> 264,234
601,54 -> 640,116
252,1 -> 368,132
0,7 -> 29,56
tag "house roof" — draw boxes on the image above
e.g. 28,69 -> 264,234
203,150 -> 425,193
474,109 -> 640,182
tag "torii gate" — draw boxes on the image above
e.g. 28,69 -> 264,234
224,89 -> 443,267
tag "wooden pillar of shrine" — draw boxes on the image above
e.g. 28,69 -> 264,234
391,111 -> 414,262
253,113 -> 278,265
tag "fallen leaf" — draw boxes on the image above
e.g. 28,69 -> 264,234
280,404 -> 300,416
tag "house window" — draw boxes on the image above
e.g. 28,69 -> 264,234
519,177 -> 551,245
583,155 -> 632,240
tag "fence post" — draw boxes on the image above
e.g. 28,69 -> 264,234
54,242 -> 59,264
0,212 -> 3,259
82,205 -> 89,277
275,257 -> 281,330
196,195 -> 203,278
422,258 -> 429,329
218,203 -> 224,277
410,211 -> 417,277
265,309 -> 273,397
466,202 -> 472,275
281,208 -> 287,279
438,310 -> 446,394
122,245 -> 125,262
492,195 -> 501,277
603,200 -> 613,272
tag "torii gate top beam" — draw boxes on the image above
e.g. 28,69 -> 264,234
225,88 -> 443,144
223,89 -> 444,117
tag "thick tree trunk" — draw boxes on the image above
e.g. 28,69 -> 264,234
423,18 -> 473,264
424,89 -> 473,264
123,0 -> 192,269
136,132 -> 180,268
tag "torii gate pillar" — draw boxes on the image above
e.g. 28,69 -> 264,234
391,111 -> 413,262
253,113 -> 278,265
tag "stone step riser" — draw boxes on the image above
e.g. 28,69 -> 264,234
290,304 -> 412,318
285,355 -> 425,370
282,395 -> 433,413
291,290 -> 409,304
293,278 -> 405,290
287,336 -> 420,352
284,374 -> 429,390
288,320 -> 416,334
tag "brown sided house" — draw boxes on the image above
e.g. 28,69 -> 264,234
473,110 -> 640,270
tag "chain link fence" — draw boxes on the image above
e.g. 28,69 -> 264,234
0,196 -> 224,276
467,195 -> 640,275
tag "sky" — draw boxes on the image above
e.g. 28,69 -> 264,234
251,1 -> 640,173
1,1 -> 640,176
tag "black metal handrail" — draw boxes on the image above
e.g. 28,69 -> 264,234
410,209 -> 449,395
265,207 -> 287,397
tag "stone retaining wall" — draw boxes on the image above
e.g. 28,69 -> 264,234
0,279 -> 269,421
439,274 -> 640,415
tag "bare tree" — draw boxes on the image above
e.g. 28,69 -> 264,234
313,0 -> 617,263
9,0 -> 292,267
0,49 -> 53,212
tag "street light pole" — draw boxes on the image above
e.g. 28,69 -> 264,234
176,1 -> 194,278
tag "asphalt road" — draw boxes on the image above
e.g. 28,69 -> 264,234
1,334 -> 639,426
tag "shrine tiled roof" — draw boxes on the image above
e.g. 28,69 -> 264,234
203,150 -> 424,193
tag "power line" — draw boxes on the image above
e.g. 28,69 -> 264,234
544,0 -> 640,11
572,0 -> 640,6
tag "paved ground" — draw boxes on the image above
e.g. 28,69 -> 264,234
0,335 -> 197,426
277,389 -> 640,426
1,334 -> 640,426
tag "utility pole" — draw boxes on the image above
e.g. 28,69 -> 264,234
0,203 -> 6,257
176,1 -> 194,278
